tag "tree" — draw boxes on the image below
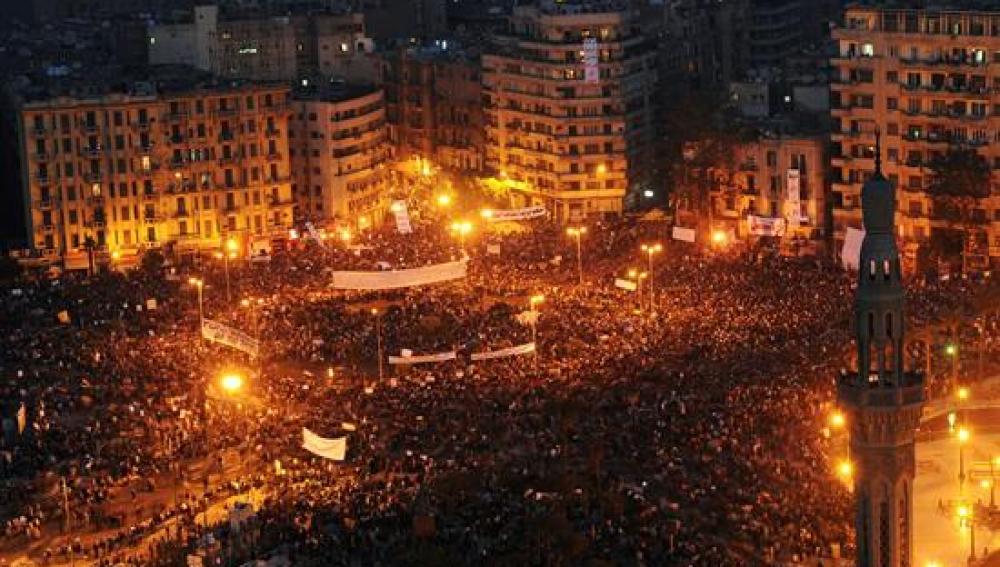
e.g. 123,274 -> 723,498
927,148 -> 992,269
140,249 -> 165,274
0,255 -> 21,281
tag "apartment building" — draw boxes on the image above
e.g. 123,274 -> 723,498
831,4 -> 1000,270
380,43 -> 486,173
17,79 -> 295,269
699,133 -> 827,253
483,0 -> 658,222
290,84 -> 393,229
149,6 -> 375,82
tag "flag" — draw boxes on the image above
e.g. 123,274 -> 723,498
302,428 -> 347,461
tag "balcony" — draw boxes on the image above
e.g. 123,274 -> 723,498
265,128 -> 281,137
83,123 -> 98,133
170,134 -> 184,144
79,147 -> 103,158
175,209 -> 191,218
143,213 -> 164,223
34,151 -> 49,161
266,152 -> 282,161
169,159 -> 185,169
83,172 -> 103,183
34,173 -> 50,184
36,198 -> 55,210
32,126 -> 47,137
86,195 -> 105,206
265,175 -> 291,184
85,219 -> 106,229
133,120 -> 151,131
142,191 -> 158,201
163,112 -> 188,123
216,108 -> 239,117
39,223 -> 56,233
218,155 -> 240,165
269,197 -> 295,206
218,131 -> 235,142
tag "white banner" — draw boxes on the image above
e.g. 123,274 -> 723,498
486,244 -> 501,255
786,169 -> 801,228
201,319 -> 260,357
485,206 -> 547,222
392,201 -> 412,234
842,227 -> 865,271
304,222 -> 329,251
614,278 -> 637,291
583,38 -> 599,84
302,428 -> 347,461
471,342 -> 536,361
387,350 -> 457,365
332,258 -> 468,290
747,215 -> 786,237
672,226 -> 696,243
515,310 -> 539,327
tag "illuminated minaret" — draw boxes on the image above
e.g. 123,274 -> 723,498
838,132 -> 925,567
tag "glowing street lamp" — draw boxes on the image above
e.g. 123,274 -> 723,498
641,243 -> 663,311
957,504 -> 977,561
188,277 -> 204,328
480,209 -> 494,220
339,228 -> 352,244
711,229 -> 728,247
566,226 -> 587,285
219,238 -> 240,302
596,163 -> 607,176
829,410 -> 846,430
219,372 -> 244,394
837,459 -> 853,482
450,220 -> 472,250
436,194 -> 452,208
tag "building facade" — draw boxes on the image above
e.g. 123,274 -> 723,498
149,6 -> 375,83
831,6 -> 1000,271
289,84 -> 393,229
18,82 -> 295,268
380,44 -> 486,173
483,1 -> 658,222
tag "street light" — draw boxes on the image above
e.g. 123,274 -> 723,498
339,228 -> 352,244
480,209 -> 494,220
829,410 -> 846,430
450,220 -> 472,250
529,294 -> 544,344
837,459 -> 853,482
566,226 -> 587,285
640,243 -> 662,312
219,372 -> 244,395
188,277 -> 204,328
436,194 -> 452,208
711,229 -> 728,247
372,308 -> 384,382
220,238 -> 239,302
628,268 -> 641,311
957,386 -> 970,401
958,426 -> 970,490
957,504 -> 976,561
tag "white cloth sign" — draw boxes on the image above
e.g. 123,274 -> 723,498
471,342 -> 536,361
515,310 -> 539,327
614,278 -> 637,291
672,226 -> 696,243
302,428 -> 347,461
392,201 -> 413,234
484,206 -> 547,222
388,351 -> 457,365
145,298 -> 157,311
786,169 -> 801,228
842,227 -> 865,271
201,319 -> 260,357
747,215 -> 786,237
486,244 -> 501,256
304,222 -> 329,251
332,258 -> 468,290
583,38 -> 599,83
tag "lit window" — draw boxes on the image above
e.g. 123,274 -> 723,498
340,43 -> 349,53
149,36 -> 156,45
861,43 -> 875,57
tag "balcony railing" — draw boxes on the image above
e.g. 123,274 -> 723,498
36,198 -> 55,209
83,172 -> 103,183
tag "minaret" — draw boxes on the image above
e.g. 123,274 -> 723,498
838,131 -> 925,567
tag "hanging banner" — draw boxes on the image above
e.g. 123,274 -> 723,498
672,226 -> 696,243
484,206 -> 547,222
471,342 -> 536,361
842,227 -> 865,271
786,169 -> 801,228
332,258 -> 468,290
614,278 -> 637,291
387,351 -> 457,365
145,298 -> 158,311
304,222 -> 329,251
583,38 -> 599,83
392,201 -> 413,234
201,319 -> 260,357
747,215 -> 787,237
302,428 -> 347,461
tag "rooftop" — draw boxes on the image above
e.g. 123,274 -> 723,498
293,80 -> 379,103
846,1 -> 1000,13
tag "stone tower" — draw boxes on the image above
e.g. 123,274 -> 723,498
838,134 -> 925,567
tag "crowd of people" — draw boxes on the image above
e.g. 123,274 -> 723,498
0,198 -> 998,566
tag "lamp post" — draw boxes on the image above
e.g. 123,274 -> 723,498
530,295 -> 544,371
450,220 -> 472,252
958,426 -> 970,491
958,504 -> 975,562
372,308 -> 383,382
566,226 -> 587,285
640,243 -> 662,312
628,268 -> 640,311
188,277 -> 204,328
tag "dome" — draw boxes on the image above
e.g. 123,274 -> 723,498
862,170 -> 895,234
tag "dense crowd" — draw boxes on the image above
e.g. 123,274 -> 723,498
0,205 -> 997,566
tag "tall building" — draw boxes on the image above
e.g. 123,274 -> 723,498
358,0 -> 448,42
837,141 -> 925,567
16,77 -> 295,268
831,5 -> 1000,271
747,0 -> 804,70
289,83 -> 393,228
149,6 -> 376,82
483,0 -> 658,221
380,43 -> 485,172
